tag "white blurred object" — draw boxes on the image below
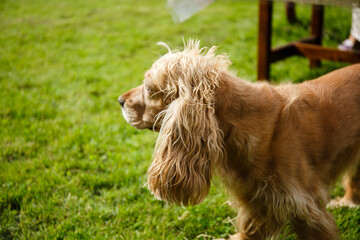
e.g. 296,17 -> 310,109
167,0 -> 214,23
351,7 -> 360,41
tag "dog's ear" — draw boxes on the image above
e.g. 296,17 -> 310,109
147,75 -> 224,206
146,40 -> 230,206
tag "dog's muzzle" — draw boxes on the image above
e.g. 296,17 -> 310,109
118,96 -> 125,107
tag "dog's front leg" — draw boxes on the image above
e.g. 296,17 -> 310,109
228,232 -> 262,240
291,207 -> 339,240
230,214 -> 283,240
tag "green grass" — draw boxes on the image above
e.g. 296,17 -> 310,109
1,0 -> 359,239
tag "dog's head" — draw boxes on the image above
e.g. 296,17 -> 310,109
119,40 -> 230,205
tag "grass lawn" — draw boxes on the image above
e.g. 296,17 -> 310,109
1,0 -> 359,239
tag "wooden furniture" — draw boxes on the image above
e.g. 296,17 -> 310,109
286,2 -> 297,23
257,0 -> 360,80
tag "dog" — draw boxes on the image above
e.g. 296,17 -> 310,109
118,40 -> 360,239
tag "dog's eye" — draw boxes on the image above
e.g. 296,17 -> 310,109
146,87 -> 152,94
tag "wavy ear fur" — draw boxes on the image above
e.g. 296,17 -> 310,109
147,40 -> 229,206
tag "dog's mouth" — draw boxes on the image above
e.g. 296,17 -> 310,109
121,105 -> 160,131
125,117 -> 158,131
128,120 -> 154,130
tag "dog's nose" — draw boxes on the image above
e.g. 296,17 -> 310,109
118,96 -> 125,107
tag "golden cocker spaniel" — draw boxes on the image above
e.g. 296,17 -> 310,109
118,40 -> 360,240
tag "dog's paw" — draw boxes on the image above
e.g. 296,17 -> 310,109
228,233 -> 243,240
327,197 -> 359,208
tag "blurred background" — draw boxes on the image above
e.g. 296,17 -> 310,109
1,0 -> 359,239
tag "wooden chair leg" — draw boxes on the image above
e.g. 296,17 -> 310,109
310,4 -> 324,68
286,2 -> 296,24
257,0 -> 273,81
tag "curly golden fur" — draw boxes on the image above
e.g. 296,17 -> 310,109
118,40 -> 360,240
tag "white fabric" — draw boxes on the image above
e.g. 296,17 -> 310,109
167,0 -> 214,23
351,7 -> 360,41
